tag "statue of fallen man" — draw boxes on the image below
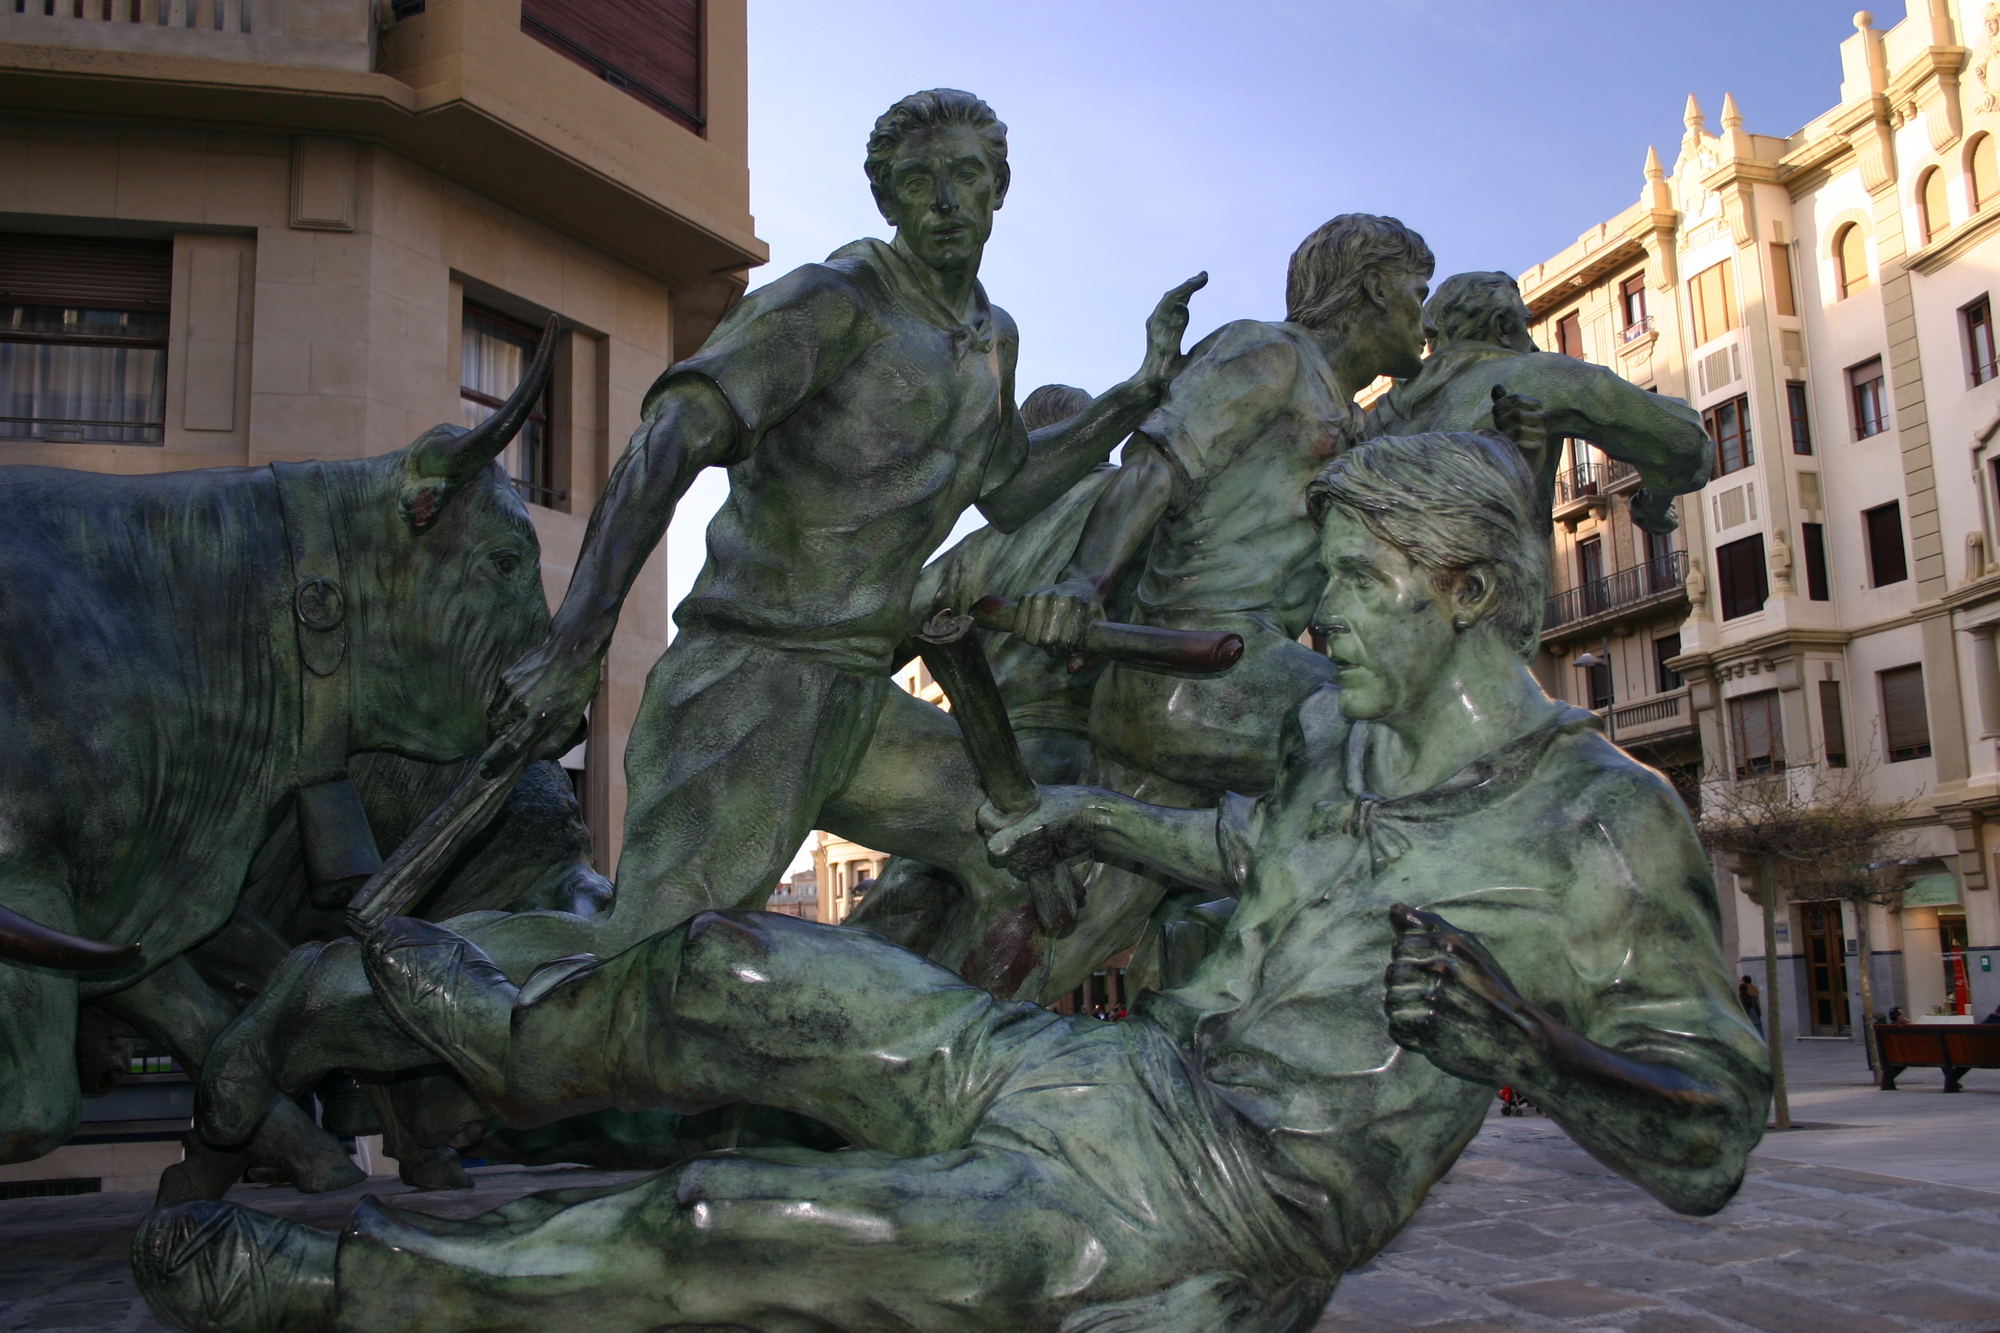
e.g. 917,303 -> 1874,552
136,428 -> 1770,1333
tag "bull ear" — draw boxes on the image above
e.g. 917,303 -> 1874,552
400,314 -> 559,530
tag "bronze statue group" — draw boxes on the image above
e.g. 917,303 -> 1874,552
0,89 -> 1770,1333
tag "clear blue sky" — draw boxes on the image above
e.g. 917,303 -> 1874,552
666,0 -> 1886,615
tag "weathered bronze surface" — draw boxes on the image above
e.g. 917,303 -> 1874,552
0,82 -> 1770,1333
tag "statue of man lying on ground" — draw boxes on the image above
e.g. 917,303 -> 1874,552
136,428 -> 1770,1333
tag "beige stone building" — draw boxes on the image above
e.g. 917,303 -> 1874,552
0,0 -> 760,1190
1521,1 -> 2000,1038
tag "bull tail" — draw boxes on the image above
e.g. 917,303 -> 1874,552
0,903 -> 141,971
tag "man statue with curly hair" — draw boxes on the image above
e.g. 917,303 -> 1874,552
136,431 -> 1766,1333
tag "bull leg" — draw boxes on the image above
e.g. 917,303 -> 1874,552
96,955 -> 364,1202
0,948 -> 80,1165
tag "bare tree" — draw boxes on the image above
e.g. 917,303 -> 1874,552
1697,758 -> 1918,1129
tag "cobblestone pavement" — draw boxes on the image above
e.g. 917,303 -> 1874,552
2,1040 -> 1994,1332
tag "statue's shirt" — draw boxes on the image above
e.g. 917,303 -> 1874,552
1132,321 -> 1358,636
1141,686 -> 1763,1247
660,239 -> 1026,672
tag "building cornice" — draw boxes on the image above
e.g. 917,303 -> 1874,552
0,37 -> 768,322
1904,202 -> 2000,274
1666,625 -> 1853,680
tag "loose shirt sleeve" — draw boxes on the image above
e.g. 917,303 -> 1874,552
1136,321 -> 1313,509
641,264 -> 872,466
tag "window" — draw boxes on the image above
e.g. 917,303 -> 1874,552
0,235 -> 171,445
1654,633 -> 1683,693
1729,690 -> 1786,777
1848,358 -> 1887,438
1921,166 -> 1950,242
1819,680 -> 1848,767
1880,665 -> 1932,761
521,0 -> 703,133
1576,536 -> 1606,615
1973,132 -> 1999,211
1556,311 -> 1584,359
1688,259 -> 1736,345
1864,501 -> 1907,586
1769,242 -> 1797,318
460,304 -> 562,509
1787,381 -> 1813,454
1583,656 -> 1613,711
1619,274 -> 1648,335
1966,296 -> 1997,386
1704,394 -> 1753,475
1802,522 -> 1830,601
1836,223 -> 1870,298
1644,527 -> 1678,593
1716,533 -> 1769,620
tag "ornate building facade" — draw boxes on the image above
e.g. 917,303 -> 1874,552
1524,1 -> 2000,1037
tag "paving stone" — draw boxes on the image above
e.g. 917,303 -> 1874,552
1319,1271 -> 1494,1325
1382,1246 -> 1545,1288
1761,1165 -> 1911,1194
1749,1222 -> 1949,1264
1558,1255 -> 1720,1296
1488,1277 -> 1658,1318
1444,1221 -> 1573,1259
1620,1312 -> 1738,1333
1880,1185 -> 2000,1214
1501,1203 -> 1657,1234
1653,1232 -> 1809,1266
1891,1217 -> 2000,1251
1754,1195 -> 1921,1226
1846,1281 -> 2000,1323
1729,1254 -> 1898,1293
1682,1282 -> 1907,1333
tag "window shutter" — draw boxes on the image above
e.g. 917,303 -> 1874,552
1819,680 -> 1847,766
522,0 -> 702,130
1880,666 -> 1930,759
0,235 -> 172,309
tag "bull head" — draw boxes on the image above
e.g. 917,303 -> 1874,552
399,315 -> 560,531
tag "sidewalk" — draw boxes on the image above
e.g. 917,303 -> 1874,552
0,1038 -> 1992,1332
1313,1037 -> 2000,1333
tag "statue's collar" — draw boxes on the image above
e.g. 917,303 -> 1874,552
1311,705 -> 1597,869
1383,339 -> 1520,421
831,237 -> 994,355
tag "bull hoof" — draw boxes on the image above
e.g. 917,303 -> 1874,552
397,1144 -> 473,1191
199,944 -> 324,1146
133,1200 -> 336,1333
154,1134 -> 248,1207
248,1098 -> 364,1195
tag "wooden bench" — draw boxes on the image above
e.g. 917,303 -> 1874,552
1873,1023 -> 2000,1092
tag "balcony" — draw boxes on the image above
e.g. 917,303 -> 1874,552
0,0 -> 374,73
1621,315 -> 1656,344
1544,551 -> 1689,633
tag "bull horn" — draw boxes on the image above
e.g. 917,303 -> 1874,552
401,314 -> 560,530
0,903 -> 141,971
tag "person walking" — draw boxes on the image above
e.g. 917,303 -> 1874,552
1739,976 -> 1763,1034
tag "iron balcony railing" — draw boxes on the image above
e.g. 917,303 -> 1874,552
1622,314 -> 1656,343
1544,550 -> 1689,630
1553,455 -> 1639,506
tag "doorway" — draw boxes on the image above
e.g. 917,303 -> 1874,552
1941,909 -> 1971,1015
1799,902 -> 1852,1034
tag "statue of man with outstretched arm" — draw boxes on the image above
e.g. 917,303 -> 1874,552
138,430 -> 1767,1333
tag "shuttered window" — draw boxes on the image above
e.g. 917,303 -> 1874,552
1837,224 -> 1870,298
1689,259 -> 1736,346
1879,665 -> 1931,762
1849,357 -> 1887,437
1716,533 -> 1768,620
1555,312 -> 1584,359
0,235 -> 170,445
1769,242 -> 1797,318
1802,522 -> 1830,601
1864,502 -> 1907,587
1704,394 -> 1752,475
522,0 -> 703,133
461,304 -> 561,509
1729,690 -> 1785,777
1819,680 -> 1847,767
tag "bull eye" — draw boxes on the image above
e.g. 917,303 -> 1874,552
489,549 -> 521,576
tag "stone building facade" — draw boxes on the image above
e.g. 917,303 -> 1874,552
1522,1 -> 2000,1038
0,0 -> 761,1191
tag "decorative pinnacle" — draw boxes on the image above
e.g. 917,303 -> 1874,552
1720,92 -> 1743,129
1854,10 -> 1873,31
1683,93 -> 1705,133
1644,144 -> 1664,180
